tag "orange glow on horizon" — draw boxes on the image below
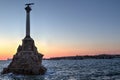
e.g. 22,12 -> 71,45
0,39 -> 120,60
0,48 -> 120,60
43,49 -> 120,58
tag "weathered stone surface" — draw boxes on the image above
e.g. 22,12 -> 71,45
1,37 -> 47,75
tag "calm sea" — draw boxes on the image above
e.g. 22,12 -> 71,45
0,59 -> 120,80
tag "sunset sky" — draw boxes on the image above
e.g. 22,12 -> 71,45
0,0 -> 120,60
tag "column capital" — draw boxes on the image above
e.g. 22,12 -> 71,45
25,6 -> 31,13
25,3 -> 34,13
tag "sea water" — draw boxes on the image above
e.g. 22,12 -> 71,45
0,59 -> 120,80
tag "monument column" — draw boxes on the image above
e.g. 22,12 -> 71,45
25,4 -> 32,38
1,3 -> 46,75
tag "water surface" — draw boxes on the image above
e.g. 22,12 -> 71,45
0,59 -> 120,80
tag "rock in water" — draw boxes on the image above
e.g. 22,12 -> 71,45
2,37 -> 47,75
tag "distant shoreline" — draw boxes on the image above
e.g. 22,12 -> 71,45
1,54 -> 120,61
44,54 -> 120,60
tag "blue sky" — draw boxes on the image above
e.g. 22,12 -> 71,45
0,0 -> 120,59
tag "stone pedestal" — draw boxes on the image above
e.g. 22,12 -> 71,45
2,37 -> 47,75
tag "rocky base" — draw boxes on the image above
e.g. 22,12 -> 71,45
1,53 -> 47,75
1,37 -> 47,75
2,65 -> 46,75
1,51 -> 47,75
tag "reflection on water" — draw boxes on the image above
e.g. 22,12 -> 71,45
0,59 -> 120,80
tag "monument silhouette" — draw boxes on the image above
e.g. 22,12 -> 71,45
2,3 -> 47,75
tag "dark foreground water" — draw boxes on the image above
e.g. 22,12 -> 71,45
0,59 -> 120,80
